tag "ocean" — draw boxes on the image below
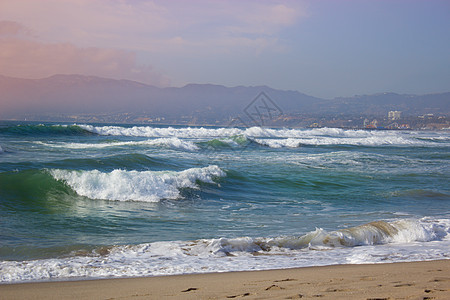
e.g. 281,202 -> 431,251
0,121 -> 449,283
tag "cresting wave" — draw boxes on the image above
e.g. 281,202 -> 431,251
2,124 -> 449,144
36,137 -> 199,151
190,219 -> 449,253
35,135 -> 433,150
79,124 -> 403,138
1,218 -> 448,283
50,165 -> 225,202
0,124 -> 93,136
35,136 -> 251,152
2,124 -> 448,149
253,136 -> 430,148
200,135 -> 250,148
77,125 -> 449,147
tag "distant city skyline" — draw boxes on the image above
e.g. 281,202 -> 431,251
0,0 -> 449,100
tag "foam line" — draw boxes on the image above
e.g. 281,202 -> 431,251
1,218 -> 448,283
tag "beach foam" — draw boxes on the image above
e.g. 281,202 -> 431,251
1,218 -> 448,283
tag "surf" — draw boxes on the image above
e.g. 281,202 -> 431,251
0,124 -> 94,136
50,165 -> 226,202
36,137 -> 199,151
1,218 -> 448,283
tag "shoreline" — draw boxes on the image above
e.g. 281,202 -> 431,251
1,260 -> 449,299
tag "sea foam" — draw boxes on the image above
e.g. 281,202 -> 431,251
37,137 -> 199,151
79,125 -> 394,139
79,124 -> 243,138
253,136 -> 429,148
50,165 -> 225,202
1,218 -> 448,283
77,125 -> 446,147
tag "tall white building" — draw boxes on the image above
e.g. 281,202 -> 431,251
388,111 -> 401,121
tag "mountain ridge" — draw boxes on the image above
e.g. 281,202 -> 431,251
0,74 -> 448,121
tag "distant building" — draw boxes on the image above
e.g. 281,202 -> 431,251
388,111 -> 402,121
365,119 -> 378,129
363,118 -> 370,127
387,122 -> 399,129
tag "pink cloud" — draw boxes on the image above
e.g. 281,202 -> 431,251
0,20 -> 29,36
0,37 -> 169,86
0,1 -> 306,84
0,1 -> 306,51
225,3 -> 303,36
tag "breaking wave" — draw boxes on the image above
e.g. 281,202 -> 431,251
190,219 -> 449,254
253,136 -> 430,148
50,165 -> 225,202
77,125 -> 448,148
200,135 -> 250,149
37,137 -> 199,151
79,124 -> 242,138
79,125 -> 399,139
0,124 -> 93,136
1,218 -> 448,283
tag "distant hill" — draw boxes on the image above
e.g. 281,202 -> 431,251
332,92 -> 450,115
0,74 -> 448,121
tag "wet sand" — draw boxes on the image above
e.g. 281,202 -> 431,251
1,260 -> 449,299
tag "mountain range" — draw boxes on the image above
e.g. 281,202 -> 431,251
1,74 -> 448,122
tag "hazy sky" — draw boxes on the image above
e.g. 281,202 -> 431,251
0,0 -> 449,98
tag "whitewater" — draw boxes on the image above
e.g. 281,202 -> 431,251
0,121 -> 449,283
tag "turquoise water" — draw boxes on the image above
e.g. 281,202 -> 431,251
0,121 -> 449,282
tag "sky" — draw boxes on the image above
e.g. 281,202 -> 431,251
0,0 -> 449,99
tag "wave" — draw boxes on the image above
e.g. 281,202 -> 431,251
0,169 -> 75,204
0,124 -> 94,136
3,124 -> 447,148
79,125 -> 396,139
78,125 -> 449,147
36,137 -> 199,152
80,124 -> 243,138
192,219 -> 449,254
0,165 -> 225,203
199,135 -> 250,149
417,136 -> 450,142
391,189 -> 450,200
0,153 -> 178,174
253,136 -> 432,148
1,218 -> 448,282
31,134 -> 430,151
50,154 -> 178,171
36,136 -> 252,152
50,165 -> 225,202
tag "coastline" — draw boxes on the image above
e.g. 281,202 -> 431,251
1,260 -> 449,299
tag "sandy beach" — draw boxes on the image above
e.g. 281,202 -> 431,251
1,260 -> 449,299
